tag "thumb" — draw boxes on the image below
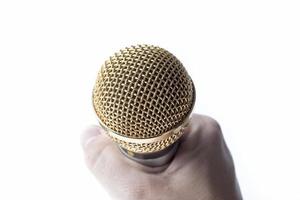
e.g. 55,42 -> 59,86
81,125 -> 112,169
81,125 -> 138,176
81,126 -> 151,199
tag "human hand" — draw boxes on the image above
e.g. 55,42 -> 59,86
81,114 -> 242,200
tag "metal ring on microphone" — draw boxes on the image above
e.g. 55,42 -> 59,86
98,117 -> 189,144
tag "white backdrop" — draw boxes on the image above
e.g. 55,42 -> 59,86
0,0 -> 299,199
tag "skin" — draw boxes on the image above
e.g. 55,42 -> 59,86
81,114 -> 242,200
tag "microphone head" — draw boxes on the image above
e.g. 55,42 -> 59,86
93,44 -> 195,154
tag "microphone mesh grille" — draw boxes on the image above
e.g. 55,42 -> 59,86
93,45 -> 195,139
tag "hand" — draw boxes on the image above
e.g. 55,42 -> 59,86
81,114 -> 242,200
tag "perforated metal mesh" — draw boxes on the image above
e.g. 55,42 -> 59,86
93,45 -> 195,140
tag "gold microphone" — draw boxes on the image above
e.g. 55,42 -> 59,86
92,44 -> 195,167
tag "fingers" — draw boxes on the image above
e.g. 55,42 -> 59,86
81,117 -> 241,200
183,113 -> 224,150
168,114 -> 225,171
180,114 -> 235,174
172,114 -> 241,200
81,115 -> 225,173
176,114 -> 222,154
81,114 -> 226,176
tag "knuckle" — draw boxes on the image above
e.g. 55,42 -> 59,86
206,116 -> 221,132
204,116 -> 223,144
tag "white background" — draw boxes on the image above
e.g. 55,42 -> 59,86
0,0 -> 299,199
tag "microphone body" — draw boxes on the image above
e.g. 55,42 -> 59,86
92,45 -> 195,166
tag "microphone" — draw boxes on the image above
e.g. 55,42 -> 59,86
92,44 -> 195,167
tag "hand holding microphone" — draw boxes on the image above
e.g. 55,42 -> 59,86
81,115 -> 241,200
81,45 -> 242,200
